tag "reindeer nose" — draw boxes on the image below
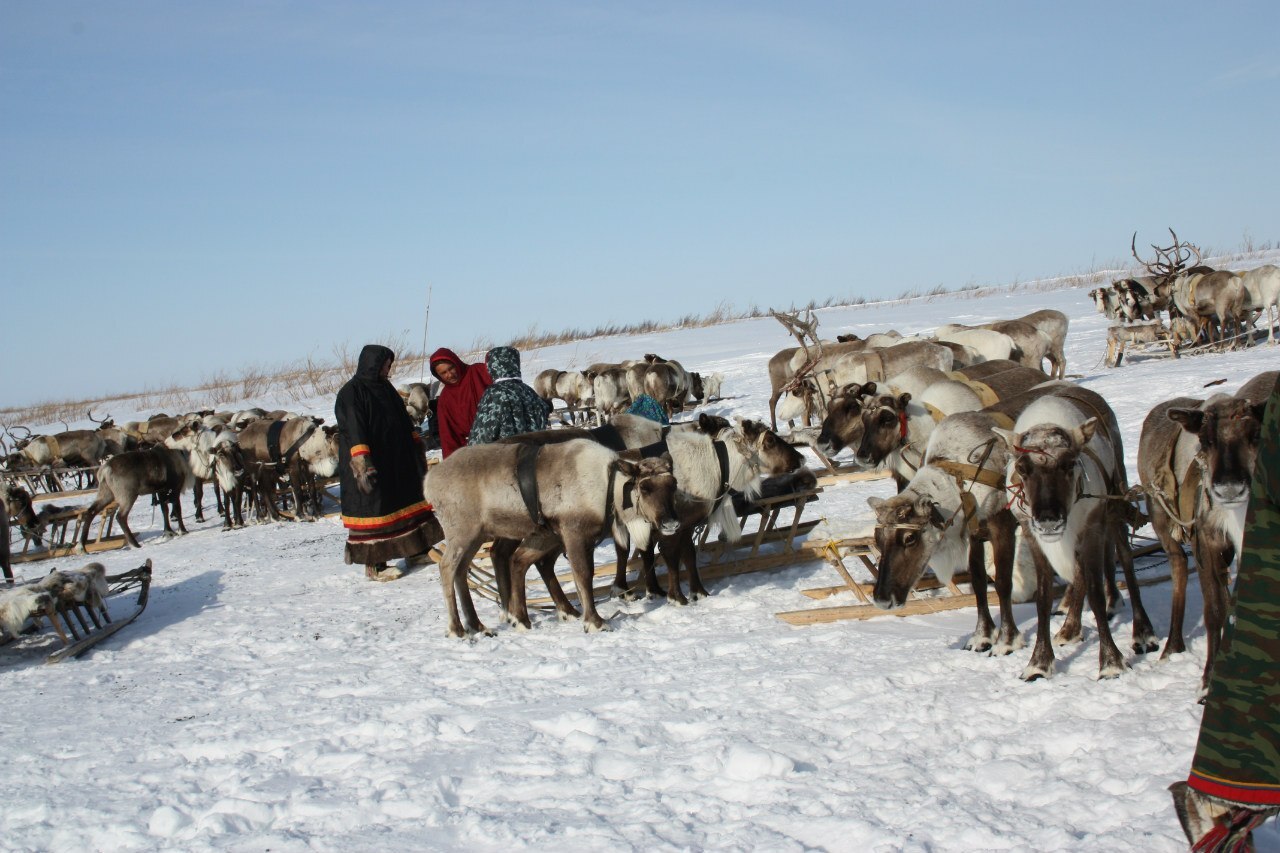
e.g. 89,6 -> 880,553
1212,482 -> 1249,505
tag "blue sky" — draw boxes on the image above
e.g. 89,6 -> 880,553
3,1 -> 1277,406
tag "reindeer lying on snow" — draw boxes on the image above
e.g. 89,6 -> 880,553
1138,370 -> 1274,698
426,438 -> 683,636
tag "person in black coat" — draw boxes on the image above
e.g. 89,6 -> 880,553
335,344 -> 441,580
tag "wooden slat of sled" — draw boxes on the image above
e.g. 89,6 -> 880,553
11,535 -> 128,563
816,468 -> 892,487
779,564 -> 1180,625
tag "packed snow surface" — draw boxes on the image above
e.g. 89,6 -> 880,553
4,278 -> 1279,852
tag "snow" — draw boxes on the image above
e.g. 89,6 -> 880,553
4,271 -> 1280,852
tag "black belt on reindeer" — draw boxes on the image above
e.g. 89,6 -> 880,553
588,423 -> 627,452
515,442 -> 545,527
267,420 -> 317,466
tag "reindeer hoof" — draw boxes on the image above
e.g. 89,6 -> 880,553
689,588 -> 710,602
964,637 -> 992,653
1053,630 -> 1083,648
583,619 -> 611,633
1132,636 -> 1160,655
669,594 -> 689,607
1020,666 -> 1051,682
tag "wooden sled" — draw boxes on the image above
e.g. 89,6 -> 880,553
2,560 -> 153,664
776,535 -> 1172,626
10,503 -> 124,564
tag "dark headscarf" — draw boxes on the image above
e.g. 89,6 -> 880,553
467,347 -> 551,445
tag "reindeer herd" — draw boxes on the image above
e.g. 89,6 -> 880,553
1089,231 -> 1280,362
3,275 -> 1274,697
533,354 -> 724,421
806,333 -> 1273,691
1,407 -> 339,560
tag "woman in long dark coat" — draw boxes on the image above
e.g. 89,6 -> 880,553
335,345 -> 441,581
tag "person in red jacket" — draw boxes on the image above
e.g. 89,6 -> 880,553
429,347 -> 492,457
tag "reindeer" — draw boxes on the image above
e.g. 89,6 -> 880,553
236,417 -> 338,522
934,326 -> 1020,364
164,421 -> 243,525
78,447 -> 194,551
1240,263 -> 1280,345
1138,373 -> 1273,697
613,417 -> 806,604
591,368 -> 632,420
830,341 -> 954,388
87,411 -> 137,456
425,438 -> 682,636
992,391 -> 1158,680
488,454 -> 682,630
1088,286 -> 1126,323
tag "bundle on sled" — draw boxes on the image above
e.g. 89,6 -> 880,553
1,559 -> 152,663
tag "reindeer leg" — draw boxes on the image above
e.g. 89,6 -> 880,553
533,549 -> 578,622
438,534 -> 489,638
564,535 -> 607,632
1055,573 -> 1085,646
489,538 -> 516,620
1193,535 -> 1232,701
964,534 -> 996,653
1156,510 -> 1191,659
1021,540 -> 1059,681
1082,535 -> 1129,678
989,513 -> 1025,654
658,535 -> 687,606
685,531 -> 710,601
610,540 -> 634,599
191,479 -> 204,523
1113,514 -> 1158,654
115,498 -> 142,549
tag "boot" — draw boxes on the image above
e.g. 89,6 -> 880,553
1170,781 -> 1277,852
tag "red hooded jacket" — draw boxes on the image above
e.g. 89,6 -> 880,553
430,347 -> 492,457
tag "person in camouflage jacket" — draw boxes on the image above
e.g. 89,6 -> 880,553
467,346 -> 550,446
1171,373 -> 1280,850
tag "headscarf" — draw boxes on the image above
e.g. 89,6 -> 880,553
430,347 -> 492,458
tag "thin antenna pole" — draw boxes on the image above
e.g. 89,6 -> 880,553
419,282 -> 433,383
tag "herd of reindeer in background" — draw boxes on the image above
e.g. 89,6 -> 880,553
3,229 -> 1278,693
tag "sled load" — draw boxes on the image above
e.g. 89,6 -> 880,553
1,559 -> 152,663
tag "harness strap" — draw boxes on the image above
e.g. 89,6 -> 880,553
279,421 -> 318,466
589,422 -> 627,452
638,438 -> 669,459
713,440 -> 732,494
515,442 -> 544,527
932,459 -> 1005,491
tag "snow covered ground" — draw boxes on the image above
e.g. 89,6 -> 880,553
3,269 -> 1279,852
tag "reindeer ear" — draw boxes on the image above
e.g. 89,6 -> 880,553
660,451 -> 673,466
991,427 -> 1019,449
615,459 -> 640,479
1251,402 -> 1268,423
1168,408 -> 1205,433
1076,417 -> 1099,444
896,392 -> 912,409
867,496 -> 886,513
862,382 -> 878,397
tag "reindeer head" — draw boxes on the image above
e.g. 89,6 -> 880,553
994,419 -> 1098,542
737,418 -> 804,477
1168,397 -> 1265,507
856,391 -> 913,469
868,490 -> 949,609
814,382 -> 875,459
616,454 -> 680,542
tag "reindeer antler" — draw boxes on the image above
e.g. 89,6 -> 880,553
1132,229 -> 1204,284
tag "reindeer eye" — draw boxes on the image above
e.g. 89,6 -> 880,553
902,531 -> 917,546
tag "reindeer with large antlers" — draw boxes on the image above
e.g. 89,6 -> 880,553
1132,229 -> 1248,347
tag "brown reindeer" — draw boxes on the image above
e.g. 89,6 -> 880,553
78,447 -> 194,550
425,438 -> 682,636
993,390 -> 1158,680
1139,374 -> 1272,697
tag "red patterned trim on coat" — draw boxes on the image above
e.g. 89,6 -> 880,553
1189,771 -> 1280,806
342,501 -> 433,533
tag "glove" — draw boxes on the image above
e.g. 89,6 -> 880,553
350,454 -> 378,495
